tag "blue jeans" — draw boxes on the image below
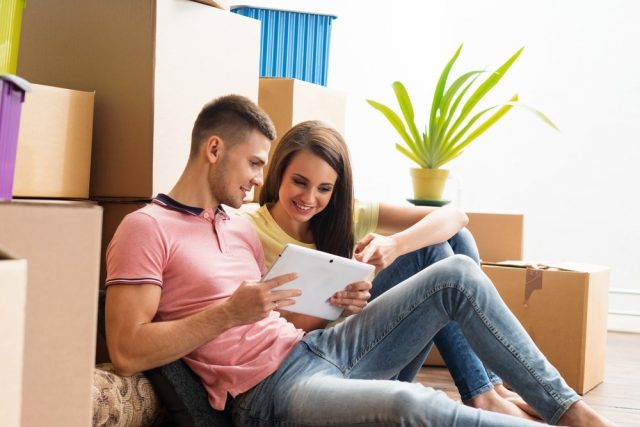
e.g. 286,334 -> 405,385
231,256 -> 580,426
371,228 -> 501,400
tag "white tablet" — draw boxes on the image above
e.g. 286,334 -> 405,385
263,244 -> 375,320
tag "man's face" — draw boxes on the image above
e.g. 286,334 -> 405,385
209,129 -> 270,208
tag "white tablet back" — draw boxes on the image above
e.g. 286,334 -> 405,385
263,244 -> 374,320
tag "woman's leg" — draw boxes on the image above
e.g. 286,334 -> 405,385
233,256 -> 581,426
372,228 -> 501,400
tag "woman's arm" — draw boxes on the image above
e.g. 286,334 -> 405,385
354,202 -> 468,271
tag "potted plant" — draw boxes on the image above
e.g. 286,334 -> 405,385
367,44 -> 557,201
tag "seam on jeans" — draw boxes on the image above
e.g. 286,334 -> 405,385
447,281 -> 572,411
300,340 -> 347,374
344,279 -> 569,413
549,395 -> 582,425
343,281 -> 453,375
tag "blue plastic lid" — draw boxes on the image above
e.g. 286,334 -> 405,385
230,1 -> 337,18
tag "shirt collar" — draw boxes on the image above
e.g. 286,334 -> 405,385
153,193 -> 228,219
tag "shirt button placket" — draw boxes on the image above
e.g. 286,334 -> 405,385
214,215 -> 227,253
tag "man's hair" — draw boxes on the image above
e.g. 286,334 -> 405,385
190,95 -> 276,158
260,120 -> 355,259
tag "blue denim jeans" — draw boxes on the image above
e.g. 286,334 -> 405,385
371,228 -> 501,400
231,255 -> 580,426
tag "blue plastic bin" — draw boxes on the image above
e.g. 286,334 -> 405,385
231,6 -> 336,86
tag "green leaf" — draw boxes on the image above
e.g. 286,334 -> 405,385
392,81 -> 424,152
440,73 -> 483,144
510,102 -> 560,131
439,71 -> 483,120
435,70 -> 484,151
433,149 -> 463,169
368,45 -> 558,171
445,96 -> 518,162
429,44 -> 463,140
366,99 -> 422,158
448,47 -> 524,141
396,143 -> 428,168
445,102 -> 506,152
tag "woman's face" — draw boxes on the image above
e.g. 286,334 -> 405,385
277,149 -> 338,224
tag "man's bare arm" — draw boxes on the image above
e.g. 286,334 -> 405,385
105,273 -> 300,376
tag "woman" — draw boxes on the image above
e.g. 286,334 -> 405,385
244,120 -> 539,419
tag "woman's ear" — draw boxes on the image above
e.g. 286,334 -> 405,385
203,135 -> 223,164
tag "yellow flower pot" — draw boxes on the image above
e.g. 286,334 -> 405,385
410,168 -> 449,200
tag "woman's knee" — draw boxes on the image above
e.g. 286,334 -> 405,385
450,228 -> 480,263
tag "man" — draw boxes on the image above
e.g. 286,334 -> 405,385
106,95 -> 615,426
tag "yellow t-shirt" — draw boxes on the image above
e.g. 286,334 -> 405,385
245,200 -> 380,268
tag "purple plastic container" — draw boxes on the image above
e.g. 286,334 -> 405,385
0,74 -> 31,200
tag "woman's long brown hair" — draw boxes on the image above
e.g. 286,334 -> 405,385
260,121 -> 355,258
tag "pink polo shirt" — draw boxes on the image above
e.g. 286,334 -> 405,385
106,195 -> 304,410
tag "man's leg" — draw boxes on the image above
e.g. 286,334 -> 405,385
371,228 -> 501,400
231,340 -> 542,427
304,255 -> 579,424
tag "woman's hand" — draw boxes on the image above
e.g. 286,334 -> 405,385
329,281 -> 372,317
354,233 -> 402,272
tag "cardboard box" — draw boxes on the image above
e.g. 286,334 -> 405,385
258,77 -> 347,153
466,212 -> 524,263
0,200 -> 103,427
12,84 -> 95,198
425,211 -> 524,367
0,247 -> 27,427
256,77 -> 347,200
193,0 -> 229,10
482,261 -> 609,394
18,0 -> 260,199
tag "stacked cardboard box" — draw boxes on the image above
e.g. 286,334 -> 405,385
16,0 -> 266,375
255,77 -> 347,200
424,211 -> 524,367
8,1 -> 261,423
0,248 -> 27,427
482,261 -> 609,394
0,201 -> 102,427
13,84 -> 95,198
18,0 -> 261,200
423,212 -> 609,395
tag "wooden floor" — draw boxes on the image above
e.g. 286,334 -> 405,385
417,332 -> 640,426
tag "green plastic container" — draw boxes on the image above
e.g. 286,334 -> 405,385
1,0 -> 27,74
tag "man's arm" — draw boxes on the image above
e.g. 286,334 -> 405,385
105,274 -> 300,376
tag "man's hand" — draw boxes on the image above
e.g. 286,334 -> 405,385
329,280 -> 372,317
354,233 -> 402,272
223,273 -> 301,326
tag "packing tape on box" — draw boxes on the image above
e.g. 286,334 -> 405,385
524,268 -> 543,304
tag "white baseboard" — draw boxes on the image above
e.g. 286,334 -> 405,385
608,288 -> 640,333
608,313 -> 640,333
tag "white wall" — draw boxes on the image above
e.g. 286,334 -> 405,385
327,0 -> 640,331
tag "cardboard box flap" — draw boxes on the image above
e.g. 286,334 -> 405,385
0,245 -> 27,263
0,246 -> 19,260
482,260 -> 609,274
191,0 -> 230,10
